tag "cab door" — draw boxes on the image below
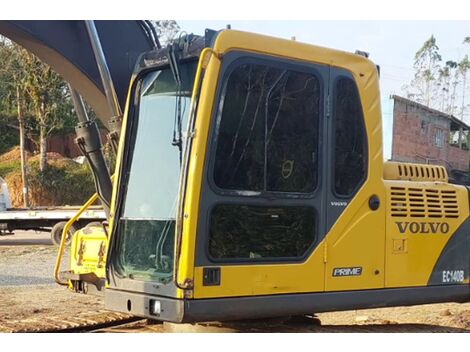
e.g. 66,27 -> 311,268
324,68 -> 386,291
191,50 -> 330,299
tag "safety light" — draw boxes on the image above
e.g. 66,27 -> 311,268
149,300 -> 161,316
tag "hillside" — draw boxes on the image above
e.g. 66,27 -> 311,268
0,147 -> 96,207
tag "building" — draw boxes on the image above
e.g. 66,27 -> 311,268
391,95 -> 470,179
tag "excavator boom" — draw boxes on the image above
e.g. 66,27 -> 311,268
0,20 -> 154,128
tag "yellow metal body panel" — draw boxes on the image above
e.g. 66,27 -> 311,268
69,226 -> 108,280
324,195 -> 386,291
177,50 -> 221,299
175,30 -> 385,298
384,180 -> 469,287
193,246 -> 325,298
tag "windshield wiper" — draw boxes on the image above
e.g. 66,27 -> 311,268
149,45 -> 184,275
167,44 -> 184,163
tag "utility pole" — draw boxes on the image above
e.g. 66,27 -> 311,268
16,85 -> 29,208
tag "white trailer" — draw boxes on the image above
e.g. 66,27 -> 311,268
0,177 -> 105,245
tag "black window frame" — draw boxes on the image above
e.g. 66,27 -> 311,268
207,53 -> 325,200
330,75 -> 368,199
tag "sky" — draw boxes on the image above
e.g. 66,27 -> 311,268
179,21 -> 470,159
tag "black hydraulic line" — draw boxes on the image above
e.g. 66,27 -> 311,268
138,20 -> 161,50
144,20 -> 161,49
85,20 -> 123,155
69,86 -> 112,218
84,21 -> 122,118
138,21 -> 156,50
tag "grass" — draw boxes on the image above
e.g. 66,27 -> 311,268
0,159 -> 21,178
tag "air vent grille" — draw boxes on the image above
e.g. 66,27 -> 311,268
390,187 -> 459,218
383,161 -> 448,182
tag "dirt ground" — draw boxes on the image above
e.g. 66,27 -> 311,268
0,285 -> 468,332
0,232 -> 469,333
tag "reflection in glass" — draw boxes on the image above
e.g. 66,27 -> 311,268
209,205 -> 316,260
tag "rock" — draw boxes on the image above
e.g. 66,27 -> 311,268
440,309 -> 452,316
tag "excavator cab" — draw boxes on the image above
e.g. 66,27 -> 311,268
105,29 -> 383,321
105,29 -> 469,323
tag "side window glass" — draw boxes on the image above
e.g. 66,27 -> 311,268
213,63 -> 321,193
209,205 -> 316,260
333,78 -> 367,196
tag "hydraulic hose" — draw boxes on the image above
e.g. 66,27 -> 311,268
69,86 -> 112,217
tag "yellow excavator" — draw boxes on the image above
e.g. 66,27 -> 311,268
2,21 -> 469,323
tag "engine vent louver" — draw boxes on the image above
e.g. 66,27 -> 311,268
383,161 -> 447,182
390,187 -> 459,218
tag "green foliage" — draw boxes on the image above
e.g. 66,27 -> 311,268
414,35 -> 442,63
0,114 -> 19,154
0,159 -> 20,178
0,153 -> 95,206
0,36 -> 76,165
27,159 -> 95,205
0,35 -> 105,204
410,35 -> 442,106
459,55 -> 470,75
17,46 -> 75,140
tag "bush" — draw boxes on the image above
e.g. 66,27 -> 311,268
1,149 -> 96,207
28,159 -> 96,206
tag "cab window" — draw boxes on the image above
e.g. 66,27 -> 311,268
333,77 -> 367,196
213,62 -> 320,194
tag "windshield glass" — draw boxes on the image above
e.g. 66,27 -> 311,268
115,61 -> 196,283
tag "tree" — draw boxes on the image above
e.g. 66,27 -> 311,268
458,55 -> 470,120
20,51 -> 69,171
0,38 -> 31,206
16,85 -> 29,207
437,64 -> 450,111
403,35 -> 470,120
0,38 -> 74,172
436,60 -> 459,114
13,46 -> 74,171
412,35 -> 442,107
462,37 -> 470,121
446,60 -> 460,115
153,20 -> 181,45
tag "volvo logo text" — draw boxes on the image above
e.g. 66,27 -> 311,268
395,221 -> 449,234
